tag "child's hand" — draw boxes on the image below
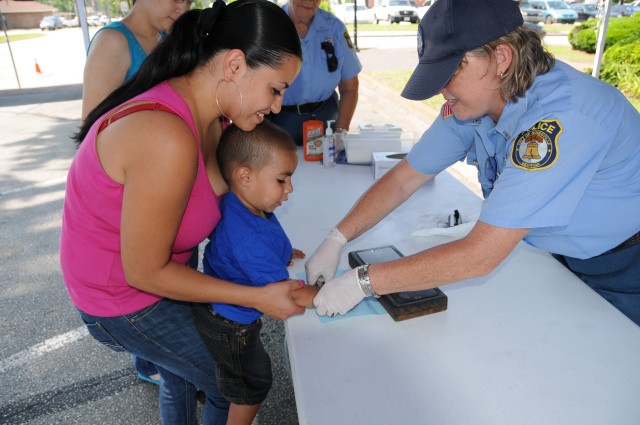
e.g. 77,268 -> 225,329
288,248 -> 306,266
290,284 -> 320,308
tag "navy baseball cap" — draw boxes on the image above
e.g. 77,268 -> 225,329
401,0 -> 523,101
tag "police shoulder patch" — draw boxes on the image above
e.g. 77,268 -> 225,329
343,30 -> 354,49
441,101 -> 453,119
511,119 -> 563,171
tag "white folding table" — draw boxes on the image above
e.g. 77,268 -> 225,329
278,150 -> 640,425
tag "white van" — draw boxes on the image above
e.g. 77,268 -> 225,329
373,0 -> 419,24
417,0 -> 435,20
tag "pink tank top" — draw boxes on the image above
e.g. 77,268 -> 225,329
60,82 -> 220,316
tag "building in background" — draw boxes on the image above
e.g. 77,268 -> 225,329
0,0 -> 57,29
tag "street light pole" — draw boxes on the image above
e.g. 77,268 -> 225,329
353,0 -> 359,51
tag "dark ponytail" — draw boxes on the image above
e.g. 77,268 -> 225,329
74,0 -> 301,145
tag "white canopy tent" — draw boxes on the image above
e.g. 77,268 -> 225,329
75,0 -> 91,51
592,0 -> 614,78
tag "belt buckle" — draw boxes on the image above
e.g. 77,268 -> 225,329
296,104 -> 303,115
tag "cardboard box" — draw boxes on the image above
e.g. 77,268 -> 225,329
371,152 -> 406,179
345,133 -> 403,164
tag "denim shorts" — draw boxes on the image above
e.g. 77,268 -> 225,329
192,303 -> 272,405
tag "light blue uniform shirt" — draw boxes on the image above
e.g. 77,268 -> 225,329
282,5 -> 362,105
407,61 -> 640,259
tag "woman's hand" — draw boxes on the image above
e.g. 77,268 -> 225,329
258,280 -> 306,320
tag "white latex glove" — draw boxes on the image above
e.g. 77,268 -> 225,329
304,228 -> 347,286
313,268 -> 366,316
334,129 -> 346,153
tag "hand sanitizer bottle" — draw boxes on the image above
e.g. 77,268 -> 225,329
323,120 -> 336,168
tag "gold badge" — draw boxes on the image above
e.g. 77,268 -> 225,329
343,30 -> 354,50
511,119 -> 563,171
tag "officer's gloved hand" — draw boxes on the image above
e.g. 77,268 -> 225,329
334,129 -> 347,153
313,268 -> 365,316
305,227 -> 347,286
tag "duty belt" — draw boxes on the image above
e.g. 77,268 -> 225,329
612,230 -> 640,253
281,101 -> 325,115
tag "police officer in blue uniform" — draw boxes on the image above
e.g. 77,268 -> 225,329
306,0 -> 640,326
272,0 -> 362,144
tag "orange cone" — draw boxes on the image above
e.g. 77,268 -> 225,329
35,59 -> 42,74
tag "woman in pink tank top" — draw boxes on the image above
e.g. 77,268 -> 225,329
60,1 -> 303,423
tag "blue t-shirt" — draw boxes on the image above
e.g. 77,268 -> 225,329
281,5 -> 362,105
203,192 -> 292,324
407,61 -> 640,259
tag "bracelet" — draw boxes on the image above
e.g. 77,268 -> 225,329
335,127 -> 347,134
357,264 -> 380,298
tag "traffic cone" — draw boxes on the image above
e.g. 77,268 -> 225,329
35,59 -> 42,74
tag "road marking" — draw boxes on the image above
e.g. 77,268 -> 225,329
0,326 -> 88,374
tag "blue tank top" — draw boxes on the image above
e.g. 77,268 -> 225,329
88,21 -> 162,81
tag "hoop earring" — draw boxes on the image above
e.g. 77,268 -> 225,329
215,79 -> 244,121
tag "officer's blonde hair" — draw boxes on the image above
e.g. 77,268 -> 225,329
468,26 -> 555,103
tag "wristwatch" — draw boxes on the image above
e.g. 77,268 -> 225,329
357,264 -> 380,298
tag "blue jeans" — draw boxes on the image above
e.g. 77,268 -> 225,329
133,355 -> 158,378
79,299 -> 230,425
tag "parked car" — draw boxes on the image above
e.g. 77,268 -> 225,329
86,15 -> 100,26
63,17 -> 79,27
569,2 -> 597,21
416,0 -> 434,20
373,0 -> 419,24
611,4 -> 640,17
334,4 -> 376,24
519,1 -> 545,23
99,15 -> 110,25
528,0 -> 578,24
600,6 -> 623,18
39,15 -> 64,31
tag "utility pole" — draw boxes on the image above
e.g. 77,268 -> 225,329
353,0 -> 359,51
0,9 -> 21,89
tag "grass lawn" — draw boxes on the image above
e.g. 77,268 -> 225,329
344,20 -> 573,34
365,45 -> 639,112
545,44 -> 594,65
344,22 -> 418,32
0,33 -> 45,43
